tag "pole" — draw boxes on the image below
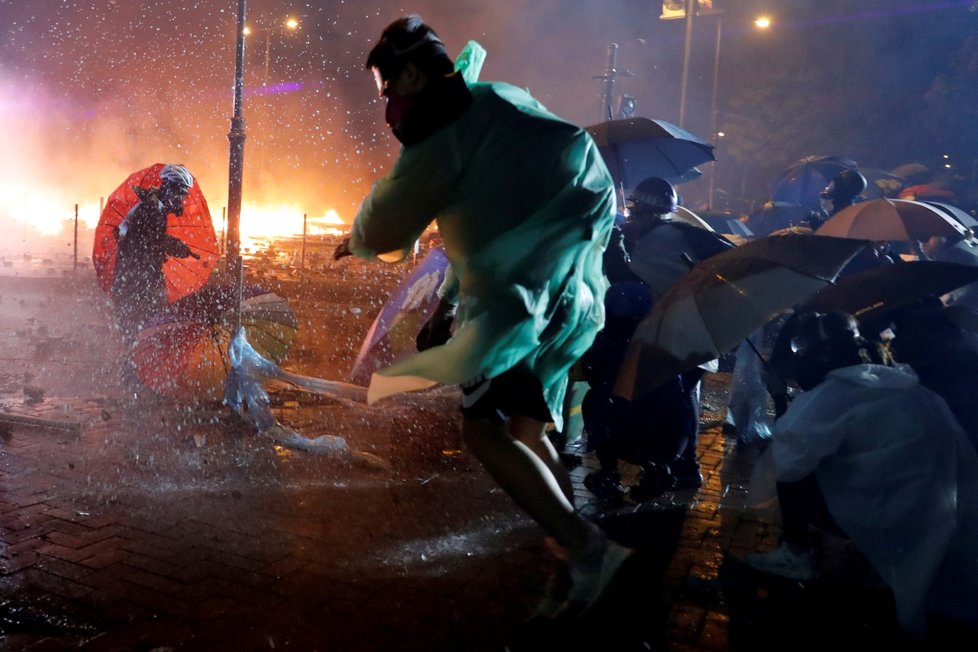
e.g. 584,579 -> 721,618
263,30 -> 271,86
300,212 -> 307,275
73,203 -> 78,273
707,14 -> 722,209
603,43 -> 618,120
227,0 -> 248,333
678,0 -> 696,128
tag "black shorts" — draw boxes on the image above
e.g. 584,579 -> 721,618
460,369 -> 553,424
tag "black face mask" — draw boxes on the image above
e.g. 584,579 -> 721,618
385,72 -> 473,146
384,91 -> 416,135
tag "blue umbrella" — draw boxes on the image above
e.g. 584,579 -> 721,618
586,117 -> 715,190
768,155 -> 858,208
349,247 -> 449,386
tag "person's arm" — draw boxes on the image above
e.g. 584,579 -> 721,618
340,138 -> 458,263
163,234 -> 200,259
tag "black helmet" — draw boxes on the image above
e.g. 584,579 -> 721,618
628,177 -> 679,214
782,310 -> 866,390
821,169 -> 868,203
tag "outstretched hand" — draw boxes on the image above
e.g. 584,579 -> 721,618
333,237 -> 353,260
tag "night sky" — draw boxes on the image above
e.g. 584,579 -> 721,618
1,0 -> 976,230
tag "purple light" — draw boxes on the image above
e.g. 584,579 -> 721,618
245,81 -> 305,97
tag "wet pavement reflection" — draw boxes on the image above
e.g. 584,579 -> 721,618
0,273 -> 962,650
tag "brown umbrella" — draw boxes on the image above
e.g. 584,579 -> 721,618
614,233 -> 866,399
814,198 -> 967,242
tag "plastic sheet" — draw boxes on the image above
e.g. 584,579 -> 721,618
726,333 -> 773,445
224,328 -> 366,454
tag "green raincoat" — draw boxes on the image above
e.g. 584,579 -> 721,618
350,43 -> 616,429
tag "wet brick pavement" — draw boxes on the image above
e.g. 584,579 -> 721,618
0,275 -> 969,650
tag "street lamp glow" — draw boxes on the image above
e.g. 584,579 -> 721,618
754,16 -> 772,29
243,25 -> 252,35
285,17 -> 299,30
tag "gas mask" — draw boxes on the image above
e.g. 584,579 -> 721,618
160,182 -> 190,217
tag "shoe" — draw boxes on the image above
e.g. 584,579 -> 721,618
564,533 -> 632,614
670,460 -> 703,491
628,464 -> 676,503
584,469 -> 625,503
746,542 -> 816,581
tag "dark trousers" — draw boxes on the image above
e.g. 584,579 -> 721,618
776,473 -> 846,544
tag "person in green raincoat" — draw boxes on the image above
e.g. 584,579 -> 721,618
333,15 -> 627,617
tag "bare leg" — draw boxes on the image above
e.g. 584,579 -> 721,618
509,414 -> 576,504
462,416 -> 594,557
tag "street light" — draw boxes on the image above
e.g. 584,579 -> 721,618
707,14 -> 773,208
244,16 -> 300,86
243,16 -> 300,191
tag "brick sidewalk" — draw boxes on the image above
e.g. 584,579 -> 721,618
0,276 -> 954,651
1,373 -> 943,651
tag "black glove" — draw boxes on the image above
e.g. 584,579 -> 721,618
416,300 -> 456,351
333,237 -> 353,260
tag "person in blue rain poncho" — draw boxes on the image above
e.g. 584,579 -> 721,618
747,310 -> 978,638
333,15 -> 627,617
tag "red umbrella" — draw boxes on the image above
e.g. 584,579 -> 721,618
93,163 -> 220,303
132,286 -> 297,402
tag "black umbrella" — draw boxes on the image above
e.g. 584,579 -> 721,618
627,221 -> 734,297
768,155 -> 858,208
921,201 -> 978,230
803,260 -> 978,322
697,210 -> 754,237
586,117 -> 715,191
745,202 -> 813,237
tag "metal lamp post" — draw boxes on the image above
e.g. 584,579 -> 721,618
227,0 -> 248,333
677,0 -> 696,128
707,14 -> 722,208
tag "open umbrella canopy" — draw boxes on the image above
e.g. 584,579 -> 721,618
614,234 -> 866,399
697,210 -> 754,237
93,163 -> 220,303
132,286 -> 297,402
802,260 -> 978,322
672,206 -> 716,231
814,198 -> 968,242
921,201 -> 978,229
350,247 -> 449,386
746,202 -> 813,237
627,221 -> 734,297
586,117 -> 715,190
860,168 -> 907,199
768,155 -> 858,208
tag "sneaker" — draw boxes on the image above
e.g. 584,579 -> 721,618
565,534 -> 632,613
583,469 -> 625,503
746,542 -> 816,581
